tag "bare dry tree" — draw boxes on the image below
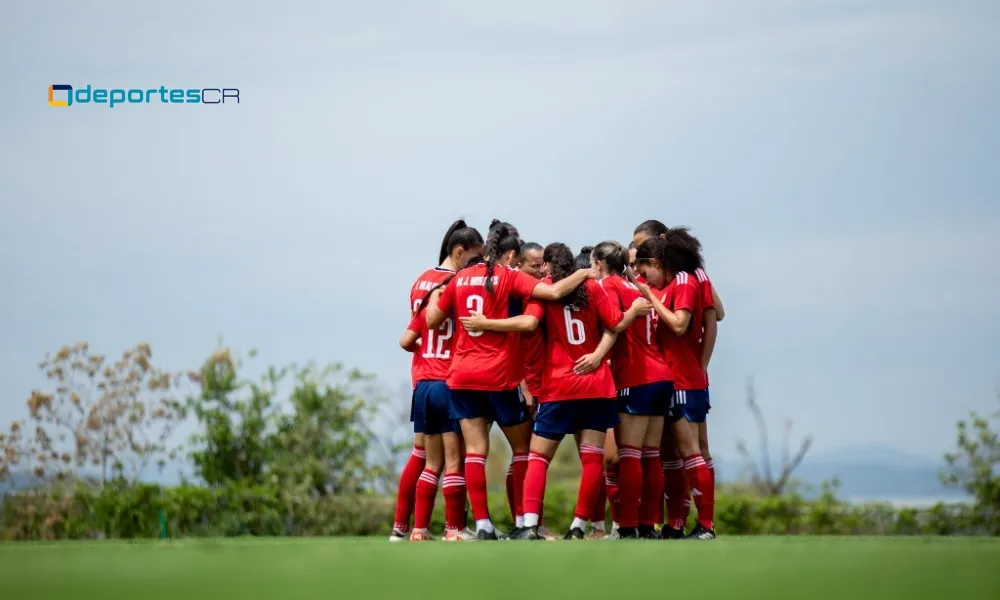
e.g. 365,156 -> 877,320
5,342 -> 190,486
735,377 -> 813,496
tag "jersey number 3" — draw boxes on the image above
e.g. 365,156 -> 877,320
467,294 -> 485,338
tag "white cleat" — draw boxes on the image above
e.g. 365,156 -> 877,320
389,528 -> 409,542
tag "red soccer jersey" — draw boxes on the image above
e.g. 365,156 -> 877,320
602,275 -> 672,390
660,272 -> 707,390
437,263 -> 541,391
521,330 -> 545,397
694,267 -> 716,385
408,267 -> 456,386
527,279 -> 622,402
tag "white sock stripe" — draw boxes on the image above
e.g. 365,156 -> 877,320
705,459 -> 715,468
505,464 -> 514,475
412,449 -> 427,458
528,454 -> 551,465
619,448 -> 642,459
605,476 -> 617,485
641,449 -> 660,458
661,459 -> 683,470
465,457 -> 487,465
512,454 -> 530,462
441,479 -> 465,487
684,457 -> 706,468
418,472 -> 440,485
579,445 -> 604,455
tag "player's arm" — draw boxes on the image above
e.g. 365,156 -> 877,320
711,287 -> 725,321
460,313 -> 539,333
573,329 -> 618,375
400,314 -> 422,352
701,309 -> 718,370
424,285 -> 451,330
612,297 -> 652,333
518,269 -> 597,301
635,284 -> 692,335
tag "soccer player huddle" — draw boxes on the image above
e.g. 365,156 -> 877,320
391,218 -> 724,542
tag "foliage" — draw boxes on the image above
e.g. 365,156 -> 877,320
0,343 -> 187,486
941,395 -> 1000,534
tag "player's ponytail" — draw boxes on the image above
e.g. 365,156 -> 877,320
593,240 -> 628,275
544,243 -> 587,309
483,220 -> 522,294
438,219 -> 468,264
575,246 -> 595,270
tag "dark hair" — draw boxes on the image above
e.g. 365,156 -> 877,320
437,220 -> 484,265
544,243 -> 587,308
592,240 -> 629,274
483,222 -> 522,294
634,219 -> 668,238
627,241 -> 635,250
575,246 -> 594,270
521,242 -> 543,257
637,236 -> 699,275
489,219 -> 520,240
665,227 -> 705,269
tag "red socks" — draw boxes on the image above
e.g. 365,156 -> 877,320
392,445 -> 425,531
464,453 -> 490,522
512,452 -> 529,522
442,472 -> 467,531
575,445 -> 604,521
684,454 -> 714,529
662,458 -> 686,530
523,451 -> 551,518
505,462 -> 516,521
639,447 -> 663,527
605,467 -> 620,524
413,469 -> 439,530
591,471 -> 607,525
617,445 -> 642,528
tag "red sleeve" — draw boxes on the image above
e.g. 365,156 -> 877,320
600,277 -> 624,311
673,279 -> 698,314
699,275 -> 715,310
509,269 -> 542,299
437,278 -> 456,314
592,280 -> 623,330
407,312 -> 424,333
524,299 -> 545,321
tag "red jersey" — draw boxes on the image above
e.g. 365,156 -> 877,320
694,267 -> 716,385
525,279 -> 622,402
408,267 -> 456,386
521,330 -> 545,397
437,263 -> 541,391
660,272 -> 707,390
601,275 -> 672,390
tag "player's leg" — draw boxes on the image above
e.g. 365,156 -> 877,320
451,389 -> 497,538
516,401 -> 565,540
411,432 -> 443,541
391,389 -> 426,541
614,412 -> 647,539
441,430 -> 474,541
603,427 -> 620,537
638,414 -> 665,538
661,424 -> 688,538
679,389 -> 715,539
494,389 -> 532,538
569,400 -> 616,539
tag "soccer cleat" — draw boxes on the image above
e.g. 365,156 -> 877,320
537,526 -> 559,541
513,526 -> 544,540
616,527 -> 640,539
601,523 -> 620,540
660,525 -> 686,540
638,525 -> 660,539
476,528 -> 500,541
563,527 -> 586,540
443,528 -> 475,541
389,528 -> 409,542
585,527 -> 606,540
684,523 -> 717,540
409,528 -> 435,541
507,526 -> 525,539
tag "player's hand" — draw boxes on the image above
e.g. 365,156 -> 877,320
631,297 -> 652,316
573,352 -> 602,375
584,267 -> 600,280
524,392 -> 536,416
460,311 -> 488,332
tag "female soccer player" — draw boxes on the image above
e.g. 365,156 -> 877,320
391,220 -> 484,542
590,240 -> 671,539
424,225 -> 598,539
634,235 -> 716,539
460,243 -> 650,540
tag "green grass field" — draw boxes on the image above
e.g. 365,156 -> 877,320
2,537 -> 999,599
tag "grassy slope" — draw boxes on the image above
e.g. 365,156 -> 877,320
2,537 -> 999,599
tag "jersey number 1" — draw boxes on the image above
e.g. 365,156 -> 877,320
413,299 -> 453,358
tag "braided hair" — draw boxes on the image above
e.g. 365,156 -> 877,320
483,220 -> 522,294
575,246 -> 595,271
544,243 -> 587,309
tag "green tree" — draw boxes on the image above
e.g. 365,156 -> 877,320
941,395 -> 999,533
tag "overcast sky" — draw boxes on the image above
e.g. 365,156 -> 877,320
1,0 -> 998,465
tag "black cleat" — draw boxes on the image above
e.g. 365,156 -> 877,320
513,526 -> 544,540
638,525 -> 660,539
660,526 -> 686,539
617,527 -> 640,539
683,523 -> 717,540
507,526 -> 524,539
476,528 -> 499,540
563,527 -> 586,540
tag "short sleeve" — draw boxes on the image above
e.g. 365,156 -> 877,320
407,312 -> 424,333
601,277 -> 625,311
698,271 -> 715,310
592,280 -> 624,330
509,269 -> 542,299
524,299 -> 545,321
437,278 -> 456,314
672,278 -> 698,314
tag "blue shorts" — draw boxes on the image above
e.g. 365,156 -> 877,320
533,399 -> 620,440
413,381 -> 458,435
672,388 -> 711,423
616,381 -> 673,417
450,388 -> 528,428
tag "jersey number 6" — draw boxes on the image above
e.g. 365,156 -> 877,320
563,306 -> 586,346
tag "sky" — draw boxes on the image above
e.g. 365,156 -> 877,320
1,0 -> 998,466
